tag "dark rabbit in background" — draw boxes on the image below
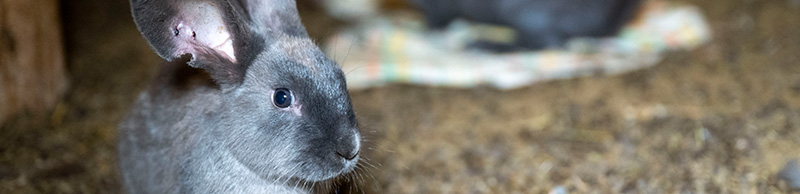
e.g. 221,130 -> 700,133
118,0 -> 361,193
409,0 -> 643,51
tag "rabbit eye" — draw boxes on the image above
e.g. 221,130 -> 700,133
273,88 -> 292,108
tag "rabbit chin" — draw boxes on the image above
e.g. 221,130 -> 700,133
288,155 -> 359,182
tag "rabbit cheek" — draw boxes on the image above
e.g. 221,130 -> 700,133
277,104 -> 303,117
290,105 -> 303,117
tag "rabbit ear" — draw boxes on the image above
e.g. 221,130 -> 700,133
233,0 -> 308,37
130,0 -> 307,87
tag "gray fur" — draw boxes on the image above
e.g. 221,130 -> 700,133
780,159 -> 800,190
118,0 -> 360,193
409,0 -> 643,51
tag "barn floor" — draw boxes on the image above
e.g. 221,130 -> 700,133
1,0 -> 799,193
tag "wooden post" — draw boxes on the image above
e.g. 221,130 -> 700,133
0,0 -> 68,124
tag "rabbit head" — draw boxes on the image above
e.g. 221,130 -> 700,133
130,0 -> 360,183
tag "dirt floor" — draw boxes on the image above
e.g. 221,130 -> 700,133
1,0 -> 799,193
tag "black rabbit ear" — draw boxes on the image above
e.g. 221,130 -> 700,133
130,0 -> 308,87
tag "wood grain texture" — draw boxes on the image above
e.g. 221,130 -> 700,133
0,0 -> 67,124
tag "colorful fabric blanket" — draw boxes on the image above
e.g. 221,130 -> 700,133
325,1 -> 711,90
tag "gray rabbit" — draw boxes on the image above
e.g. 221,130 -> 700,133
117,0 -> 361,193
409,0 -> 643,51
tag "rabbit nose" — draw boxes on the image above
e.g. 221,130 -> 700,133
335,133 -> 360,161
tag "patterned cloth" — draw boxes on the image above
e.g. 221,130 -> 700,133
325,1 -> 711,90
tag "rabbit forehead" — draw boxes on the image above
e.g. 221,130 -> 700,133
244,38 -> 347,98
253,35 -> 346,89
268,35 -> 328,72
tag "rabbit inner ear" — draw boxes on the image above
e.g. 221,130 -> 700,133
173,1 -> 237,63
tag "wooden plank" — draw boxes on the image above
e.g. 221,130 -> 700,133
0,0 -> 67,124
